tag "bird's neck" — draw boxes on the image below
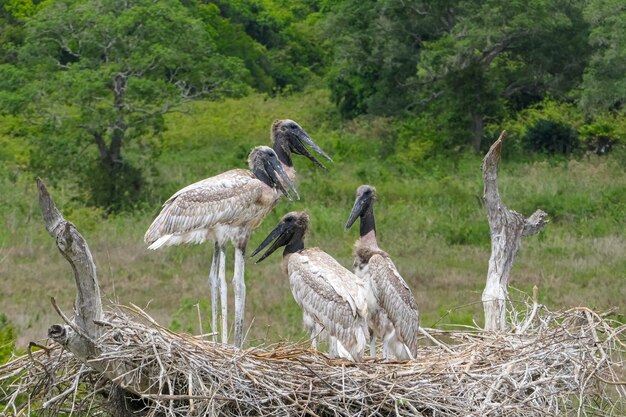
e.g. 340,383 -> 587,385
359,229 -> 379,251
354,236 -> 386,267
272,137 -> 293,168
359,208 -> 377,244
251,165 -> 274,188
283,240 -> 304,256
356,208 -> 380,260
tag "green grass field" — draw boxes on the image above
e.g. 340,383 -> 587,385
1,90 -> 624,347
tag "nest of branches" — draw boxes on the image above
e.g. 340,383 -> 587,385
1,301 -> 624,417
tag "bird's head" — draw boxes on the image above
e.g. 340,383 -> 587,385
252,211 -> 309,262
271,119 -> 333,169
345,185 -> 376,230
248,146 -> 300,201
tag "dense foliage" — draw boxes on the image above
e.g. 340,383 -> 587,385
0,314 -> 15,365
0,0 -> 624,209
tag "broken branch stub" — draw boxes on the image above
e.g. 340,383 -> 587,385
37,177 -> 103,342
37,178 -> 155,395
481,133 -> 548,332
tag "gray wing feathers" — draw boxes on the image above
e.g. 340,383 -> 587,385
289,251 -> 368,360
369,254 -> 420,357
305,250 -> 368,318
145,169 -> 265,245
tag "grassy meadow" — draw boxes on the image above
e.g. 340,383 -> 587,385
1,90 -> 625,348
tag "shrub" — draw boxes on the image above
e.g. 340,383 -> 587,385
0,313 -> 16,365
522,119 -> 579,155
579,112 -> 626,155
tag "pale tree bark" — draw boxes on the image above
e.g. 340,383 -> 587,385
37,178 -> 154,395
38,177 -> 102,344
481,132 -> 548,331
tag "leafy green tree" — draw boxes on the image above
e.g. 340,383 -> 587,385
18,0 -> 249,210
417,0 -> 590,152
324,0 -> 591,152
580,0 -> 626,114
0,0 -> 37,64
209,0 -> 328,92
324,0 -> 453,118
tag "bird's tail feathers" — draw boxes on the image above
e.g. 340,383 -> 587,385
147,229 -> 209,250
147,235 -> 171,250
335,340 -> 354,361
350,323 -> 368,362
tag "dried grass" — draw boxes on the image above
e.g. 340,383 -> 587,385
1,301 -> 624,417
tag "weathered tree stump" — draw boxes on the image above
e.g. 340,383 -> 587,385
481,132 -> 548,331
37,178 -> 154,396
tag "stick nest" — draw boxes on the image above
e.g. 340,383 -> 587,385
1,303 -> 625,416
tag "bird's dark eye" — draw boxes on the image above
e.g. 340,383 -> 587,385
364,189 -> 371,195
285,215 -> 295,222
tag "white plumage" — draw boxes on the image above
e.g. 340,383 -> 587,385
356,251 -> 420,360
145,146 -> 296,347
145,170 -> 279,249
252,211 -> 369,361
288,249 -> 369,360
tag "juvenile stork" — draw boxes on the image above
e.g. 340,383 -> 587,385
252,212 -> 369,361
345,185 -> 420,360
270,119 -> 333,181
144,146 -> 298,347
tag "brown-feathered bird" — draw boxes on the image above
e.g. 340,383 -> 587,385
253,211 -> 369,361
346,185 -> 420,360
145,146 -> 297,347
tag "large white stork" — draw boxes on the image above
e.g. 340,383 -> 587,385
252,211 -> 369,361
345,185 -> 420,360
144,146 -> 298,347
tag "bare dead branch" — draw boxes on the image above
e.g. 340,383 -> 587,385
481,132 -> 548,332
37,178 -> 103,340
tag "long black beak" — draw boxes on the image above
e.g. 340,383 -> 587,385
265,156 -> 300,201
345,194 -> 367,230
293,129 -> 333,169
251,221 -> 292,263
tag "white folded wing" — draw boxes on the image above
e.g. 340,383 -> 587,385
368,254 -> 420,359
145,169 -> 278,249
288,248 -> 369,360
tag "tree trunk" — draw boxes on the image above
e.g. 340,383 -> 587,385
38,178 -> 155,394
472,111 -> 484,153
89,74 -> 136,210
109,74 -> 127,166
92,74 -> 128,171
481,132 -> 548,331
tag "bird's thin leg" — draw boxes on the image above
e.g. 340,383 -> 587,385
209,242 -> 220,343
369,335 -> 377,357
218,243 -> 228,344
382,329 -> 394,360
310,323 -> 322,350
312,323 -> 322,350
329,336 -> 337,359
233,244 -> 246,348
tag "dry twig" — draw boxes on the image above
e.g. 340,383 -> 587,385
1,302 -> 624,416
